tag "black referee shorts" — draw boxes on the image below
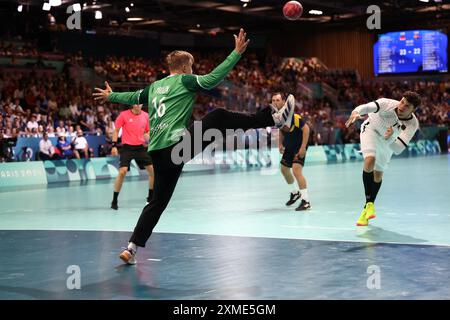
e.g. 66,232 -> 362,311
119,144 -> 152,170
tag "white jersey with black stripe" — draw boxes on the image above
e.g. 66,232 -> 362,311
354,98 -> 419,154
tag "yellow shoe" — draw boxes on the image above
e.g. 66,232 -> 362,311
356,205 -> 369,226
365,202 -> 376,220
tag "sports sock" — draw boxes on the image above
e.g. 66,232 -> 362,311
113,191 -> 119,203
127,242 -> 137,252
300,188 -> 309,202
370,180 -> 382,203
362,171 -> 373,203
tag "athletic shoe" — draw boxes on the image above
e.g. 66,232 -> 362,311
365,202 -> 376,220
119,248 -> 136,265
356,205 -> 369,226
111,201 -> 118,210
286,191 -> 301,206
272,94 -> 295,130
295,199 -> 311,211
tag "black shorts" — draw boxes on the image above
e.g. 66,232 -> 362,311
281,146 -> 307,168
119,144 -> 152,170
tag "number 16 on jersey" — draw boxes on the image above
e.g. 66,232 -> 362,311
151,97 -> 166,119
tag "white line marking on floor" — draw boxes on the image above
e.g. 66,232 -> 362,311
203,289 -> 216,294
147,258 -> 162,262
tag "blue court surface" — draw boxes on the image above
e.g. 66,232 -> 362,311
1,155 -> 449,299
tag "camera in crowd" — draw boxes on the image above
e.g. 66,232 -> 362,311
0,134 -> 18,162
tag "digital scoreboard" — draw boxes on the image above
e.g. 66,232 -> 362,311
373,30 -> 448,76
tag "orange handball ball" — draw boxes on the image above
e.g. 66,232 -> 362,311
283,1 -> 303,20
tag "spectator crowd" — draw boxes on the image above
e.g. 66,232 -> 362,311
1,43 -> 449,162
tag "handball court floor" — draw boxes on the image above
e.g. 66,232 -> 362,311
0,155 -> 449,300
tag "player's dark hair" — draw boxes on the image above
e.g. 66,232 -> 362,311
271,92 -> 286,100
403,91 -> 421,108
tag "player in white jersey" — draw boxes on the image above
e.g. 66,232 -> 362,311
345,91 -> 421,226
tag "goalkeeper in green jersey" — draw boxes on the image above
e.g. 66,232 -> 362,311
93,29 -> 295,265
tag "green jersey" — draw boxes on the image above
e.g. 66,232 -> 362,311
108,50 -> 241,151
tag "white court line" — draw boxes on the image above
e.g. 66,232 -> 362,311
203,289 -> 216,294
147,258 -> 162,262
5,227 -> 450,248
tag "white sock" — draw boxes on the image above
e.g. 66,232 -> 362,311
300,188 -> 309,202
128,242 -> 137,252
288,184 -> 297,194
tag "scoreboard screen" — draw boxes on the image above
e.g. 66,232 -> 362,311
373,30 -> 448,76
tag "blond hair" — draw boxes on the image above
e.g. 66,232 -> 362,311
166,50 -> 194,71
